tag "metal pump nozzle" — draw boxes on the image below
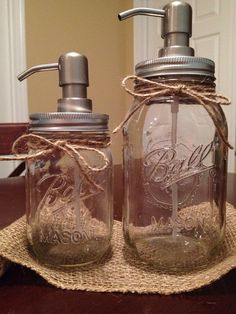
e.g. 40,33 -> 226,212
18,52 -> 92,112
119,1 -> 194,57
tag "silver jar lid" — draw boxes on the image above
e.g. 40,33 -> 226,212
135,56 -> 215,79
29,112 -> 109,132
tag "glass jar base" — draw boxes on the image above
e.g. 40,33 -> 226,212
30,239 -> 111,267
129,234 -> 222,272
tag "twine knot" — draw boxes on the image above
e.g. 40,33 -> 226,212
54,140 -> 67,147
174,84 -> 185,94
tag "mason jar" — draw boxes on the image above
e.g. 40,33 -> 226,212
25,112 -> 113,267
123,57 -> 228,271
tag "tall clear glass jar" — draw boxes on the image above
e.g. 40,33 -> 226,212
26,113 -> 113,267
123,73 -> 228,271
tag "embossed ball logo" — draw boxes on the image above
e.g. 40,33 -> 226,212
143,142 -> 214,208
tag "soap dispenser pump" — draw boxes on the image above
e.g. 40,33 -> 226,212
18,51 -> 92,112
119,2 -> 229,271
119,1 -> 194,57
18,52 -> 113,267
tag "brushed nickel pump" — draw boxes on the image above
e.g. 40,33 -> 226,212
119,1 -> 194,57
18,52 -> 108,132
18,52 -> 92,112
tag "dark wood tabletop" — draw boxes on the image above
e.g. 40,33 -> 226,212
1,168 -> 236,314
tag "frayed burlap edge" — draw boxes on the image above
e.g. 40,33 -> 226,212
1,203 -> 236,295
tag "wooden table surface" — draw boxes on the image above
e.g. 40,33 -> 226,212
0,169 -> 236,314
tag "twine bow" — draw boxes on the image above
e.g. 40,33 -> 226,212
113,75 -> 233,149
1,133 -> 111,191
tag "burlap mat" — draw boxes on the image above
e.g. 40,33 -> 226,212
1,203 -> 236,294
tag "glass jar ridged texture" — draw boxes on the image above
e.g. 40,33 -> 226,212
26,131 -> 113,267
123,78 -> 228,271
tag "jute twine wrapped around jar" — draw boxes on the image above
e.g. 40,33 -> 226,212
113,75 -> 233,150
0,133 -> 111,191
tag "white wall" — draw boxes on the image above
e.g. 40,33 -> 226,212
0,0 -> 28,177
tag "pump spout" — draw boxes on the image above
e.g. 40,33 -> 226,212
18,63 -> 58,81
118,8 -> 165,20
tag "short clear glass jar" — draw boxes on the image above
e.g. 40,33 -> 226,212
26,113 -> 113,267
123,76 -> 228,271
